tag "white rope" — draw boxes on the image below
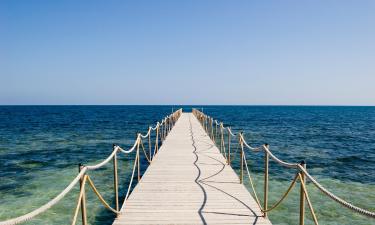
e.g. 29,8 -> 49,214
298,165 -> 375,218
86,176 -> 120,214
150,122 -> 159,130
140,127 -> 151,138
240,134 -> 298,168
123,152 -> 139,208
243,152 -> 262,209
227,127 -> 237,136
86,149 -> 118,170
139,138 -> 151,163
116,137 -> 140,154
0,168 -> 87,225
240,134 -> 262,151
262,145 -> 299,168
88,135 -> 141,171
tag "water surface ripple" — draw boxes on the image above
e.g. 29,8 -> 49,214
0,106 -> 374,225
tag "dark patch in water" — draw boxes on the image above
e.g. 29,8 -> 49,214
336,155 -> 374,163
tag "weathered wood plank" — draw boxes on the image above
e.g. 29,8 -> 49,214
113,113 -> 272,225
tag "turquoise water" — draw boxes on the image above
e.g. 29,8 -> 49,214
0,106 -> 374,224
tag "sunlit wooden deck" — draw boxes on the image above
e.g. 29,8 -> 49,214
112,113 -> 272,225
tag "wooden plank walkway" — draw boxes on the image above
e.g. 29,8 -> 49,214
113,113 -> 272,225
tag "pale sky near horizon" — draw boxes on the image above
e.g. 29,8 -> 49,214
1,1 -> 374,105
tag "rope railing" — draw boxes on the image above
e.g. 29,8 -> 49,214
0,109 -> 183,225
192,108 -> 375,225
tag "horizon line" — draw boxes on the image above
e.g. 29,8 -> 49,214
1,104 -> 375,107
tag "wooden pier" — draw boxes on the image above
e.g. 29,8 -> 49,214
2,109 -> 373,225
113,113 -> 272,225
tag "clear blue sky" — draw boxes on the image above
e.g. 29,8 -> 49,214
1,0 -> 374,105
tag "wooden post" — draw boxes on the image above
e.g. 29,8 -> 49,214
148,127 -> 151,161
78,163 -> 87,225
160,123 -> 163,143
227,128 -> 231,165
166,118 -> 169,135
166,118 -> 168,134
264,144 -> 269,217
162,122 -> 165,141
164,120 -> 166,138
212,121 -> 216,142
220,123 -> 223,153
160,122 -> 163,142
215,123 -> 218,143
137,134 -> 141,181
299,161 -> 306,225
206,116 -> 210,133
168,118 -> 170,133
165,117 -> 170,133
112,146 -> 119,213
220,123 -> 226,157
208,117 -> 211,137
155,124 -> 159,155
161,122 -> 164,141
240,133 -> 244,184
211,118 -> 214,140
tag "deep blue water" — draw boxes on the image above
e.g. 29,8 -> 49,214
202,106 -> 375,184
0,106 -> 374,225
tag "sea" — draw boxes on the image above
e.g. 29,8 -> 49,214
0,106 -> 374,225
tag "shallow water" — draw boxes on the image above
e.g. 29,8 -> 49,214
0,106 -> 374,224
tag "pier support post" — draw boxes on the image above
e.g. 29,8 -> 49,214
160,122 -> 163,142
212,118 -> 214,139
206,116 -> 209,133
154,125 -> 158,155
215,123 -> 218,143
227,128 -> 231,165
299,161 -> 306,225
220,123 -> 224,154
148,127 -> 151,161
166,118 -> 168,135
163,121 -> 166,141
168,117 -> 170,133
206,116 -> 208,132
78,163 -> 87,225
162,121 -> 165,141
169,117 -> 171,132
204,116 -> 207,132
212,120 -> 216,142
113,145 -> 119,213
137,134 -> 141,181
240,132 -> 244,184
264,144 -> 269,217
